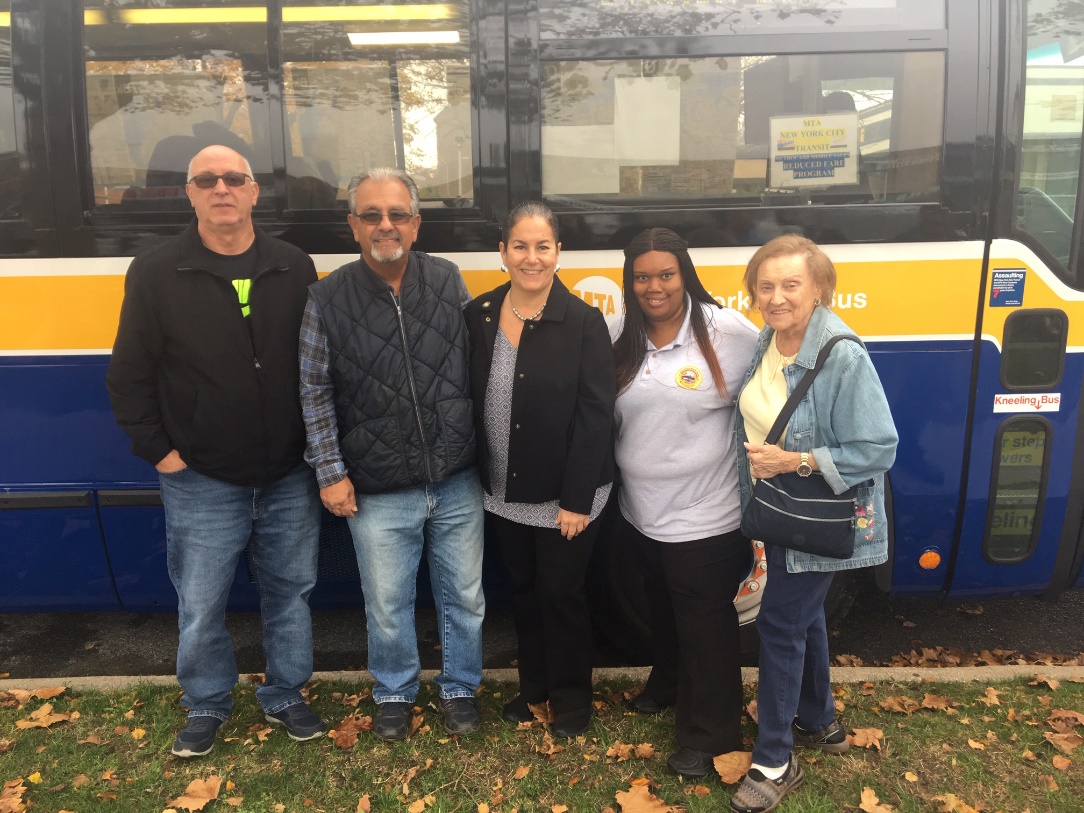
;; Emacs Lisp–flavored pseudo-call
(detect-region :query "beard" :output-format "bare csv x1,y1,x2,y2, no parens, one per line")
370,231,404,263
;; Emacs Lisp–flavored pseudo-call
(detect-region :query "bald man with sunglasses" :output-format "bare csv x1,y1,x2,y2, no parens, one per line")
107,144,326,758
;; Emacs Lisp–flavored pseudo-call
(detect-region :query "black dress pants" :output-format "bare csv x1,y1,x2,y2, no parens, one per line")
488,511,600,716
628,517,749,754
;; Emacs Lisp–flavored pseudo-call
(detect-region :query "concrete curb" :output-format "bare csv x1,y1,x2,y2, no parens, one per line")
4,665,1084,693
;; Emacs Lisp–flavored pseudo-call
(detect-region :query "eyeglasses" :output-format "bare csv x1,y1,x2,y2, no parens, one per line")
353,210,415,225
187,172,253,189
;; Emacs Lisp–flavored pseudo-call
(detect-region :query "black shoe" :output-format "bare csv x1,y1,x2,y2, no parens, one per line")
440,697,481,735
550,707,591,738
170,716,223,758
631,692,673,715
792,718,849,754
265,703,327,742
501,694,536,723
373,701,413,742
666,746,714,777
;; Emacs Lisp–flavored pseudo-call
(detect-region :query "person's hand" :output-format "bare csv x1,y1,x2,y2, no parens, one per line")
555,508,590,540
155,450,187,474
321,477,357,518
744,442,800,480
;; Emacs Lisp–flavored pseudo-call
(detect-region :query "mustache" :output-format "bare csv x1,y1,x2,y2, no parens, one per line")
373,230,401,241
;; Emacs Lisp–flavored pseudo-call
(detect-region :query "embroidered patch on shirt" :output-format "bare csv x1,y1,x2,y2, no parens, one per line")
675,366,703,390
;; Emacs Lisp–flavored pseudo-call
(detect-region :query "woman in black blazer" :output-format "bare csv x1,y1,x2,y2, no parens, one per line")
464,201,616,737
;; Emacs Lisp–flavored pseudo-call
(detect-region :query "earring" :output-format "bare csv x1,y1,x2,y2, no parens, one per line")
555,264,561,273
500,264,508,273
814,298,822,307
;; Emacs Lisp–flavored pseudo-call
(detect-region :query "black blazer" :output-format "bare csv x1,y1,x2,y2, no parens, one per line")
465,275,616,515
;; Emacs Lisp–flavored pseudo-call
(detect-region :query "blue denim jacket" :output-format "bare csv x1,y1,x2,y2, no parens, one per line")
735,305,898,573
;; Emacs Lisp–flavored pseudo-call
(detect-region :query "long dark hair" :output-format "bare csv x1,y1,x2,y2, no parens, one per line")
613,228,726,397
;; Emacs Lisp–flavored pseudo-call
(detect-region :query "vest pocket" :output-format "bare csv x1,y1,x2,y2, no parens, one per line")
435,397,474,470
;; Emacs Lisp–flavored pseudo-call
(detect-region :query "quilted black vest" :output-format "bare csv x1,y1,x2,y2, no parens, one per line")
309,252,476,494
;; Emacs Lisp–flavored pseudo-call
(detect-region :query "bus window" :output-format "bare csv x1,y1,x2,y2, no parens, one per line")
281,0,474,210
83,1,271,212
984,418,1051,565
539,0,945,40
0,0,19,220
540,51,944,208
1014,0,1083,280
1000,308,1067,391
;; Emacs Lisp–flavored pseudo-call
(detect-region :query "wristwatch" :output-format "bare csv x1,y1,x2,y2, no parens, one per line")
796,452,813,477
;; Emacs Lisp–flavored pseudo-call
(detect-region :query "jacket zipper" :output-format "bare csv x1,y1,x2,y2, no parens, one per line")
392,290,433,483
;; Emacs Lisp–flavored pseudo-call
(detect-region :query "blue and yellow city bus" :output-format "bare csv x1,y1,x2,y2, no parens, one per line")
1,0,1082,655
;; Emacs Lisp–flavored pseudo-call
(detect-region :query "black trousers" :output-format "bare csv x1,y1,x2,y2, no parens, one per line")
628,516,749,754
488,511,600,716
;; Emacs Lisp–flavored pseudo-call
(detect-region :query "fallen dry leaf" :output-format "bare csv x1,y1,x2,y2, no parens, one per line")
1031,674,1060,691
933,793,981,813
357,796,371,813
745,699,758,723
880,695,920,714
1,779,28,813
167,776,222,811
713,751,752,784
904,772,918,782
77,734,106,746
14,703,78,729
552,806,569,813
513,765,531,780
407,799,426,813
976,687,1001,707
967,738,985,750
1044,731,1083,754
1023,749,1038,761
0,738,14,753
1052,755,1071,771
71,774,91,789
1042,774,1059,791
614,782,683,812
849,727,884,751
921,694,957,714
635,743,656,759
607,741,635,761
332,714,372,749
1048,708,1084,732
131,727,146,740
475,805,487,813
691,786,710,797
529,700,554,724
225,798,243,808
859,786,895,813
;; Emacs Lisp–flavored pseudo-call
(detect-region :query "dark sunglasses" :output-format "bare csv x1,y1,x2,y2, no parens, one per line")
353,210,414,225
187,172,253,189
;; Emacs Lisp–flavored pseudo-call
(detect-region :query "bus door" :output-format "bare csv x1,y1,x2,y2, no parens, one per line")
949,0,1084,598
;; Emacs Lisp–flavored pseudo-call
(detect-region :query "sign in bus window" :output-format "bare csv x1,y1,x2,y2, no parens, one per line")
538,0,945,40
83,1,271,211
541,51,944,207
985,419,1050,564
281,0,474,210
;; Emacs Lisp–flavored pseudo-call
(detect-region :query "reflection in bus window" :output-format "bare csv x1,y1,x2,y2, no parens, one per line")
986,419,1050,564
83,1,270,211
541,51,944,208
281,0,474,210
539,0,945,40
1014,0,1083,278
0,0,20,219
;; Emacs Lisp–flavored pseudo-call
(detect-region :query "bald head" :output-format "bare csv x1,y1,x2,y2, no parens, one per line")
185,144,259,254
188,145,253,183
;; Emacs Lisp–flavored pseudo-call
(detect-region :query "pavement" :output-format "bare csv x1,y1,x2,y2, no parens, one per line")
5,664,1084,692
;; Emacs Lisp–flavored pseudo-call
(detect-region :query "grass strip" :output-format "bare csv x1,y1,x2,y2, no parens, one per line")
2,675,1082,812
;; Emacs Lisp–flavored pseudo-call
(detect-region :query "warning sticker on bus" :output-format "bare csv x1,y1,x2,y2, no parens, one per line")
990,269,1026,307
993,393,1060,412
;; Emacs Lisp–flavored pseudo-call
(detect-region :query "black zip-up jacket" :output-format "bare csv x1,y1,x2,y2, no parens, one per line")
307,252,476,495
106,219,317,486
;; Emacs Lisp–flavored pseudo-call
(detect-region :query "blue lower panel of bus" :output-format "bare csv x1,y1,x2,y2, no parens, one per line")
870,341,974,595
0,495,119,610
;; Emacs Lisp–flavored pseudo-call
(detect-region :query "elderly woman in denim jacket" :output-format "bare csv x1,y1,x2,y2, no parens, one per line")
730,235,897,813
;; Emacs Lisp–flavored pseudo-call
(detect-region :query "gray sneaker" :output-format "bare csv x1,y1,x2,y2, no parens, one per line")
729,755,804,813
792,718,850,754
373,701,413,742
170,716,223,758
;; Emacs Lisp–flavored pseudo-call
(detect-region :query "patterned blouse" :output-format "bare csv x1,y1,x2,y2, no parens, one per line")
482,328,612,527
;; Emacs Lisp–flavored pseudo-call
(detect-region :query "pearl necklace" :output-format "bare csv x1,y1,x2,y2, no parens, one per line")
509,294,546,321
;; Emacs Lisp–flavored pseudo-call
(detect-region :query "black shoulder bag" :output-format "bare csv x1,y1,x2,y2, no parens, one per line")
739,335,864,559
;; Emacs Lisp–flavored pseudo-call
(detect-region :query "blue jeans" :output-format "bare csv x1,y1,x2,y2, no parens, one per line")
160,463,321,721
752,544,837,768
346,467,485,703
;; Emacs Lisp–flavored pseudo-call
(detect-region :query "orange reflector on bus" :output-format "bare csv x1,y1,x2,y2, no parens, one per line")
918,549,942,570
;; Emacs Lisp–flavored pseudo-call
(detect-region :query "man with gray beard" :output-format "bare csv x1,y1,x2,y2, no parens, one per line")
298,168,485,742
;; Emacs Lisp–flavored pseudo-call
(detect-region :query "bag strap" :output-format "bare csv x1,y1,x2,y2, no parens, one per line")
763,334,864,446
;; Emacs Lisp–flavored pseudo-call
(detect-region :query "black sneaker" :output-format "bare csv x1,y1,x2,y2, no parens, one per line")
792,718,849,754
666,746,714,777
440,697,481,735
730,755,805,813
170,716,223,758
373,701,413,742
265,703,327,742
550,707,591,738
501,694,535,723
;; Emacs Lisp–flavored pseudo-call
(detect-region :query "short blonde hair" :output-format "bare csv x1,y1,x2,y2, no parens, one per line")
743,234,837,308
